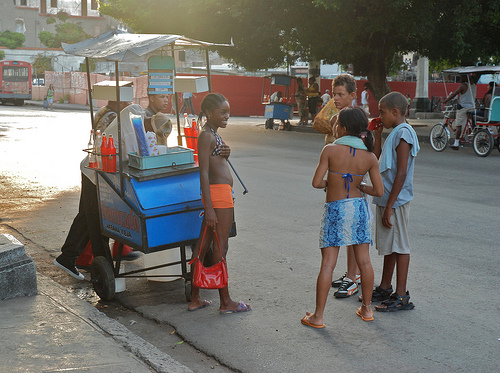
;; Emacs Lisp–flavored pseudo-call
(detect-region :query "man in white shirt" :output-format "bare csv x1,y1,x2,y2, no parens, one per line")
321,89,331,108
361,83,370,116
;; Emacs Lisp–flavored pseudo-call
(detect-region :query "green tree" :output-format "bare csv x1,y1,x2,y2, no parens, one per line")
38,31,56,48
0,30,26,49
38,11,91,48
32,54,52,78
0,50,5,60
100,0,500,101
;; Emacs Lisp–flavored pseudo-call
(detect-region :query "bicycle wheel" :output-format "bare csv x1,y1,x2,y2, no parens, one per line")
473,129,493,157
429,124,449,152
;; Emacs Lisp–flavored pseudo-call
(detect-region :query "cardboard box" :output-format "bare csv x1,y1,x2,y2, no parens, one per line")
93,81,134,101
174,76,209,93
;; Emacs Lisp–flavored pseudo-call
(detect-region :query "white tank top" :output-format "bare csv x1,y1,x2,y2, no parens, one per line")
458,83,475,109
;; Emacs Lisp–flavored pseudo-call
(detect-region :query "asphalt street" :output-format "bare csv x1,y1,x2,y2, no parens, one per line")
1,104,499,372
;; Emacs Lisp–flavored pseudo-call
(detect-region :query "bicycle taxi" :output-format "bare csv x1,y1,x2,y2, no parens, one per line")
429,65,500,157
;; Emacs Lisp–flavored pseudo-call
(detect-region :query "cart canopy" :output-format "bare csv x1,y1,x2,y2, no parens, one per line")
62,30,232,61
443,66,500,76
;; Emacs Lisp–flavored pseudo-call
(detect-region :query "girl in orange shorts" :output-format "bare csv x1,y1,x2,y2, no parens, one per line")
188,93,251,314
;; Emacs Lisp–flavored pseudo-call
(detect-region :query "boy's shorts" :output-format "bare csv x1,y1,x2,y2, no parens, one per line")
375,202,411,255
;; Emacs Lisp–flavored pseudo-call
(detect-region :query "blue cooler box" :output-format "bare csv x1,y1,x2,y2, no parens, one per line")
264,103,291,120
97,166,203,253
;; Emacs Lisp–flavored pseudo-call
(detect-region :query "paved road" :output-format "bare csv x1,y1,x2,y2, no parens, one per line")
1,105,499,372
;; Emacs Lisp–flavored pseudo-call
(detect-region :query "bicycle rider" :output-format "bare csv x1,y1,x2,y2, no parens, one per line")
442,74,477,150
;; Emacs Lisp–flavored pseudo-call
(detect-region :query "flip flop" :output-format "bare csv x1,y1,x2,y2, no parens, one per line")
188,299,212,312
356,307,374,322
219,301,252,314
301,315,326,329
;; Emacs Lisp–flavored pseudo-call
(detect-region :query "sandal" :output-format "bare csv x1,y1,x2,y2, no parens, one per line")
356,303,374,321
375,291,415,312
358,285,393,302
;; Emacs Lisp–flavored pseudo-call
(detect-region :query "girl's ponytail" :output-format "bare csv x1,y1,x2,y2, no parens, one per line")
361,130,374,152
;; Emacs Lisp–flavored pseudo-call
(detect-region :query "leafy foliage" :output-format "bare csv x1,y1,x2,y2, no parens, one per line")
32,54,52,77
0,50,5,60
0,30,26,49
38,12,91,48
100,0,500,100
38,31,56,48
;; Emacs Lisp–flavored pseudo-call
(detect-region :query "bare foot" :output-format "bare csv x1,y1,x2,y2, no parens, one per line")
188,299,212,312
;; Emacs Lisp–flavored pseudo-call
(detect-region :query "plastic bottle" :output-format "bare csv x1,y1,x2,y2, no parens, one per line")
101,133,108,172
95,130,102,169
191,117,199,163
184,113,193,149
107,134,116,173
88,129,97,168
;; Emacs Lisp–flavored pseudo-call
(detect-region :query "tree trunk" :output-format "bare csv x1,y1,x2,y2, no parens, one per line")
366,69,391,104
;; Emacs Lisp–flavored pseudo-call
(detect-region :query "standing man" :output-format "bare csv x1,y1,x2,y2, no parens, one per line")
145,93,169,117
180,92,196,115
54,99,139,279
321,89,331,108
442,75,476,149
361,83,370,116
306,77,321,124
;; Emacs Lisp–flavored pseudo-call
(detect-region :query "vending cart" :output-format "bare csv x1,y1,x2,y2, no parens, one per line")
63,30,233,301
262,74,294,130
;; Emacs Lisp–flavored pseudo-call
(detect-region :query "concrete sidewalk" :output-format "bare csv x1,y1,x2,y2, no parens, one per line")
0,273,192,373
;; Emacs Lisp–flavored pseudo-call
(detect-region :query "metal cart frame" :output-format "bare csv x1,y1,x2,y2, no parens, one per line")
63,31,232,301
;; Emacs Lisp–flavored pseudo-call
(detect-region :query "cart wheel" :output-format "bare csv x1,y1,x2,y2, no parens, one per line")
429,124,448,152
265,118,273,129
184,281,192,302
91,256,116,301
473,129,493,157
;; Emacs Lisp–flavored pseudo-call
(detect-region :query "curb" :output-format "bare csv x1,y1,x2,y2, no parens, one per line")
25,100,95,112
37,274,193,373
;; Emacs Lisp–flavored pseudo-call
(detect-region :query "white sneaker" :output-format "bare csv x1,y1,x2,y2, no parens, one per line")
334,278,359,298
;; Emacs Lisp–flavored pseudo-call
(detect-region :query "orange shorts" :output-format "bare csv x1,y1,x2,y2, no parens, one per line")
202,184,234,209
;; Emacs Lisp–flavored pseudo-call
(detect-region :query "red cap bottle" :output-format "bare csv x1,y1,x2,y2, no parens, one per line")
101,133,108,172
108,134,116,173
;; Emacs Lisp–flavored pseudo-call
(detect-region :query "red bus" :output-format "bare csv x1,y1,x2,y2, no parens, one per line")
0,60,32,106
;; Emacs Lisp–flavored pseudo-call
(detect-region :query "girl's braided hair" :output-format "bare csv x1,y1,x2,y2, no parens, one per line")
338,107,374,152
198,93,228,122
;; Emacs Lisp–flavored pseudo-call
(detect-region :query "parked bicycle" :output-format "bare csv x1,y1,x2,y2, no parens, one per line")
429,105,495,157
